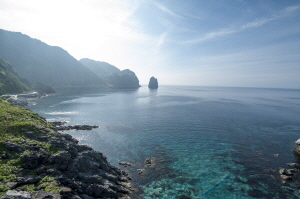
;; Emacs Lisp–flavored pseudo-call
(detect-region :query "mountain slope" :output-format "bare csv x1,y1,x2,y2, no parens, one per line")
79,58,120,78
0,57,31,95
0,29,105,87
80,58,140,89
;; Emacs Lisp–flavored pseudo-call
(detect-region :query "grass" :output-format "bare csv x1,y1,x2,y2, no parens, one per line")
0,99,60,196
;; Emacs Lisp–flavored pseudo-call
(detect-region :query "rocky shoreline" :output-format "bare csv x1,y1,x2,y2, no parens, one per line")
0,125,133,199
278,139,300,182
0,92,50,107
50,122,99,131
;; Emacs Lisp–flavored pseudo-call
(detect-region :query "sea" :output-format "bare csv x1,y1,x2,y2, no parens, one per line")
27,85,300,199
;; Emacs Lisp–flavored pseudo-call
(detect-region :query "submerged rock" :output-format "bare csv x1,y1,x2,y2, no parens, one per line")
119,162,133,167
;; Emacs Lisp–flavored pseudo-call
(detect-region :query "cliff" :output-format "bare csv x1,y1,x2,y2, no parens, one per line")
107,69,140,89
80,59,140,89
0,100,132,198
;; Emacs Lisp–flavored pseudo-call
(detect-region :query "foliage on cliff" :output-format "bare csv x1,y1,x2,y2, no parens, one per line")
0,29,105,87
107,69,140,89
0,100,58,196
0,58,31,95
0,100,132,198
79,58,120,78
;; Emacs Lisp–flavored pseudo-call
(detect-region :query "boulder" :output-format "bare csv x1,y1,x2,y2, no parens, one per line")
293,139,300,155
287,163,300,171
1,190,31,199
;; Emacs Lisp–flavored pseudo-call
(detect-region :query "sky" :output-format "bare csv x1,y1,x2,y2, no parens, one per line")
0,0,300,88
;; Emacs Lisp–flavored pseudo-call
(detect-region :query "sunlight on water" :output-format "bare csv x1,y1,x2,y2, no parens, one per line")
28,86,300,199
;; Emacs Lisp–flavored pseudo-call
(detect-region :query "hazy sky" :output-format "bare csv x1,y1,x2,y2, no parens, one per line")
0,0,300,88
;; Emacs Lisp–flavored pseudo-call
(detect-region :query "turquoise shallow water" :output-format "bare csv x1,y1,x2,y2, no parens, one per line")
28,86,300,198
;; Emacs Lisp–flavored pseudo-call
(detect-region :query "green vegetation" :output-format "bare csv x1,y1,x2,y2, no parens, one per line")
0,99,60,196
0,29,105,87
0,57,31,95
20,176,59,193
107,69,140,88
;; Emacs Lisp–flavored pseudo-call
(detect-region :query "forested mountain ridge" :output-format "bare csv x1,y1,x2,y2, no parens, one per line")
79,58,120,78
80,58,140,88
0,57,31,95
0,29,105,87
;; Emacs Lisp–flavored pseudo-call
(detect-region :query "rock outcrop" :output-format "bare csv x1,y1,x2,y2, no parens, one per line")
50,122,99,131
0,125,132,198
278,139,300,182
107,69,140,89
293,139,300,155
148,77,158,89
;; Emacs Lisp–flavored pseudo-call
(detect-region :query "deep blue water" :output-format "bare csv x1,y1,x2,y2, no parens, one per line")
28,86,300,199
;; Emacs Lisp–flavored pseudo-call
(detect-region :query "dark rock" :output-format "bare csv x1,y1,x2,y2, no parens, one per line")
287,163,300,170
177,195,192,199
59,187,73,199
2,122,132,199
50,121,67,127
148,76,158,89
75,145,92,153
22,153,48,169
280,174,293,180
279,168,294,176
145,158,153,166
17,175,42,185
31,191,61,199
55,125,99,131
137,169,145,175
0,153,13,159
119,162,133,167
1,142,25,152
48,152,72,171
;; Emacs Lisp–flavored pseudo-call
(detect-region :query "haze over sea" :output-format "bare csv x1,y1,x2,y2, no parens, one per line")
28,86,300,198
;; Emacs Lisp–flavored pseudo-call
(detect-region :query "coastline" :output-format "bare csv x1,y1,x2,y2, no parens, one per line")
0,100,133,198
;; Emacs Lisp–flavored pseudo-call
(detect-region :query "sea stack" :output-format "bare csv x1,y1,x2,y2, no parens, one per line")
148,77,158,89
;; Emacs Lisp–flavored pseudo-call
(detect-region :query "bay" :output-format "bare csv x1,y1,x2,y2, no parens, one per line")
28,86,300,199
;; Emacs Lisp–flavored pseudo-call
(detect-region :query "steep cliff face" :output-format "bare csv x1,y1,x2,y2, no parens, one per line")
0,100,132,198
0,29,105,87
148,77,158,89
0,57,31,95
107,69,140,89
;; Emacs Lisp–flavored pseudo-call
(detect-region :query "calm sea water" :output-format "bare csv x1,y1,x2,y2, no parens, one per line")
28,86,300,199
